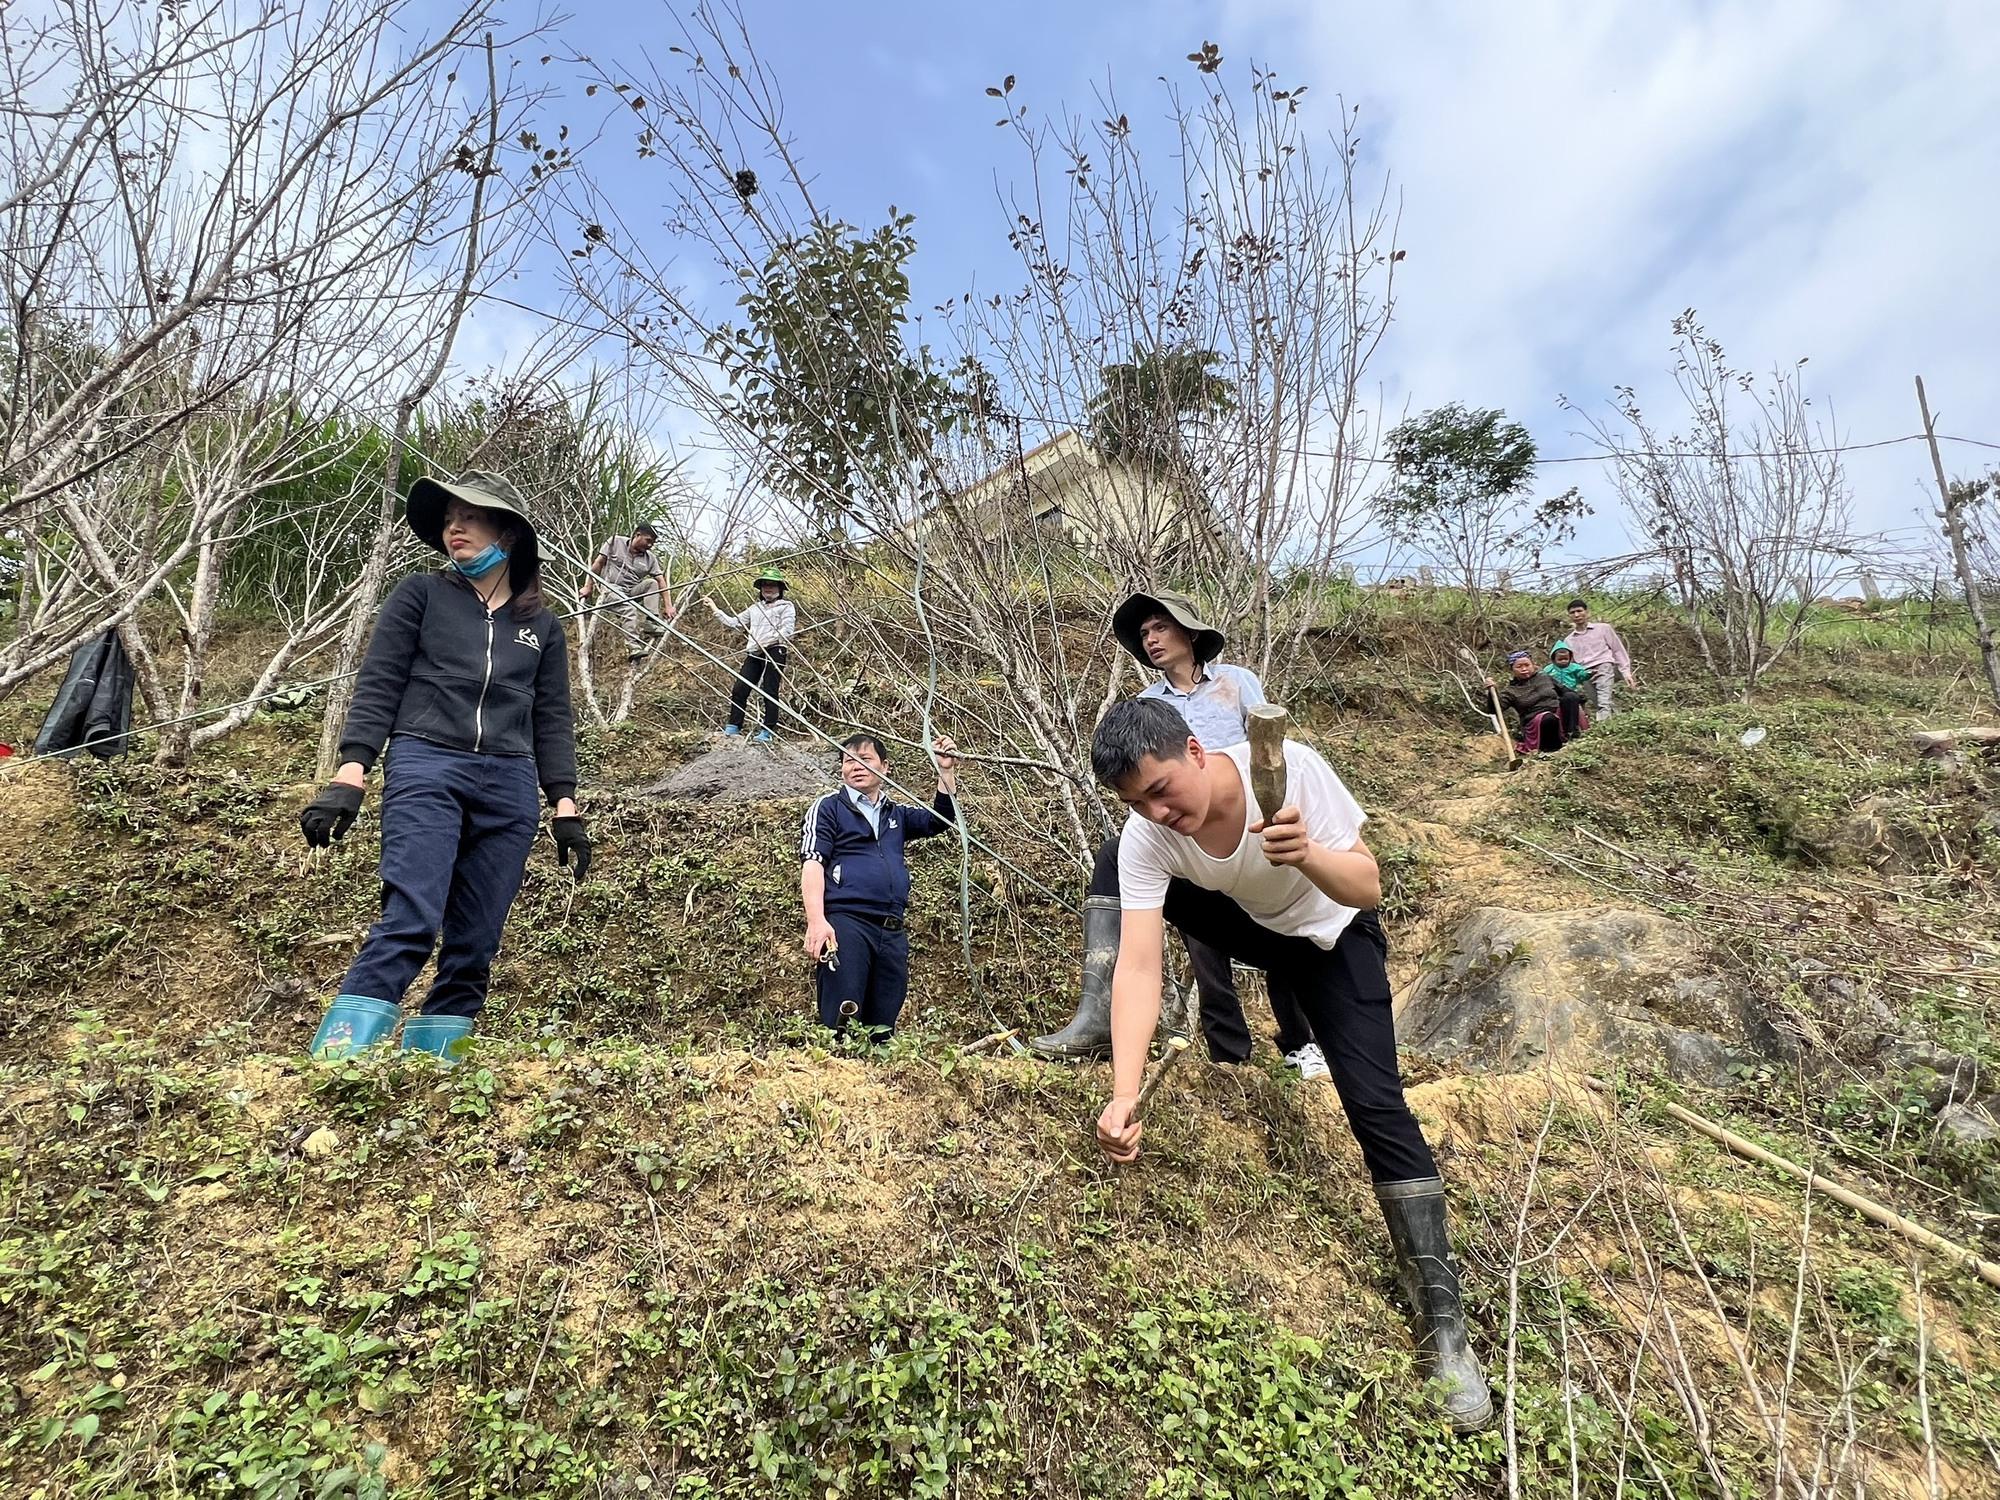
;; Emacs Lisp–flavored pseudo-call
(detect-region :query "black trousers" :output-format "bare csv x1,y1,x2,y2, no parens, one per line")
727,647,786,731
1555,688,1584,739
1091,838,1322,1064
1092,838,1437,1183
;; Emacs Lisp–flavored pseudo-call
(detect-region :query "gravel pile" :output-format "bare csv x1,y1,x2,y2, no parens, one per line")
639,739,835,804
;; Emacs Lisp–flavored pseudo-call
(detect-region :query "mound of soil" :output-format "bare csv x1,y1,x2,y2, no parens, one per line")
639,738,834,804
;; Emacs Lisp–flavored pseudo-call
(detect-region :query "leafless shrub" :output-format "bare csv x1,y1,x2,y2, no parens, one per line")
1570,313,1862,700
0,0,574,758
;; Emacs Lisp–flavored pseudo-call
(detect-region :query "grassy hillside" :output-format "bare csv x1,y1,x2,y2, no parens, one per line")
2,590,1998,1496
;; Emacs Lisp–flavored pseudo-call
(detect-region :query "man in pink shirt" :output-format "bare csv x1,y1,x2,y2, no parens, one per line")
1563,598,1636,719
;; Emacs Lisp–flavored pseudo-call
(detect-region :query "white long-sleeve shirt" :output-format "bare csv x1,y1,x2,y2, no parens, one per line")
710,597,796,652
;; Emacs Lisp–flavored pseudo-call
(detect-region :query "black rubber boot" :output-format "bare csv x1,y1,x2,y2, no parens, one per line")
1377,1177,1496,1434
1029,897,1120,1059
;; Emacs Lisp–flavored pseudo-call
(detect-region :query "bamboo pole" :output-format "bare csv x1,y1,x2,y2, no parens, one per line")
1456,645,1518,767
1588,1078,2000,1290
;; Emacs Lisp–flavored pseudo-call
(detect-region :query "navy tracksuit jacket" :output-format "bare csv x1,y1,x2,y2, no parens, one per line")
335,571,576,1019
800,787,956,1034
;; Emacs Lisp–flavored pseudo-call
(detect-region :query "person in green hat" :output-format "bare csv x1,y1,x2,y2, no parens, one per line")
706,566,796,744
1031,589,1326,1081
295,470,589,1064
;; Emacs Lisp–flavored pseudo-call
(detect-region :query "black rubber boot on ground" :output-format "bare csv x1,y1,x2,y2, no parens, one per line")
1377,1177,1496,1434
1028,896,1121,1060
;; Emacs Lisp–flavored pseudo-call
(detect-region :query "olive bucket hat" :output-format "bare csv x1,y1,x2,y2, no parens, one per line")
1112,589,1225,667
405,469,541,583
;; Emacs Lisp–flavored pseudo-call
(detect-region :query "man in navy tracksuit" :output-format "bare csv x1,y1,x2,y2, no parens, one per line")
800,733,960,1037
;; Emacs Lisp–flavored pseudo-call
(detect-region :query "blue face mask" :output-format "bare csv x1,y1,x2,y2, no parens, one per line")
452,543,508,579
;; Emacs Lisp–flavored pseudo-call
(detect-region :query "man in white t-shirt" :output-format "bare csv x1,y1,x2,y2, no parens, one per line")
1088,697,1493,1434
1031,589,1323,1080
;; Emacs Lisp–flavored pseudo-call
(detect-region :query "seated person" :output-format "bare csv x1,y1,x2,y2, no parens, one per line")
1541,644,1589,738
1487,651,1571,753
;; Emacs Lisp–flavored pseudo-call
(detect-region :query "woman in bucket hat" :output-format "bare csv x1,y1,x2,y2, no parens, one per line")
705,565,796,744
297,470,588,1063
1032,589,1325,1080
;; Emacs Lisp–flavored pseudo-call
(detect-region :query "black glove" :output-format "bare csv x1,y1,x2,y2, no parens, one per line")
552,815,591,881
300,783,364,847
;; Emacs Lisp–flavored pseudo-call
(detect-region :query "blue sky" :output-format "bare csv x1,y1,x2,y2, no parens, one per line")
460,0,2000,567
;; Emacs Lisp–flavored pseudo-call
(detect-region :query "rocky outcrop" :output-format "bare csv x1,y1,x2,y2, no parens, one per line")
1828,795,1939,873
1397,906,1772,1085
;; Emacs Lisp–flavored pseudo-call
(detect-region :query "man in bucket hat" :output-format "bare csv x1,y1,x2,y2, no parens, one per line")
1031,589,1326,1081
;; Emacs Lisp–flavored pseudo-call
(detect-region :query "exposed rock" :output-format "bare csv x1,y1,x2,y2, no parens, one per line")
1881,1039,1986,1110
1935,1102,2000,1148
1829,795,1934,872
1397,906,1770,1086
1912,727,2000,771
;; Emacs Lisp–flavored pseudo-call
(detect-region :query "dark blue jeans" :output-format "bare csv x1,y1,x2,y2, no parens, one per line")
814,911,910,1036
340,736,540,1019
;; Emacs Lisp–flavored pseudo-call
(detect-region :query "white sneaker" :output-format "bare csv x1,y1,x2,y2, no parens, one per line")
1284,1042,1332,1082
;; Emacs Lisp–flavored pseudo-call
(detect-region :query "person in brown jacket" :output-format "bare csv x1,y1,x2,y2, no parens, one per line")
1487,651,1575,753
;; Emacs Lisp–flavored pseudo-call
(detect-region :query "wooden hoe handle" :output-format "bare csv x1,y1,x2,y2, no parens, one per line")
1246,704,1290,817
1132,1036,1191,1121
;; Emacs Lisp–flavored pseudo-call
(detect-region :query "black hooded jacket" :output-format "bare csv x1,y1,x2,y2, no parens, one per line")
337,571,577,803
1494,670,1563,732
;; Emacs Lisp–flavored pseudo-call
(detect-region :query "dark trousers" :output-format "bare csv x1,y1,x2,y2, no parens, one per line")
1090,837,1313,1062
1555,688,1584,739
727,647,786,731
1164,883,1439,1184
340,736,540,1019
815,910,910,1036
1518,710,1570,753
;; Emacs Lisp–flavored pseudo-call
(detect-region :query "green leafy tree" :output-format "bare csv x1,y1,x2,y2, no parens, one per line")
710,216,993,532
1377,403,1589,595
1087,345,1235,475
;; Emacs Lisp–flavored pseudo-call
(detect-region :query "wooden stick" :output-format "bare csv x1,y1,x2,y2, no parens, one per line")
1587,1078,2000,1290
1133,1036,1191,1121
1455,645,1517,766
1246,703,1289,815
956,1028,1020,1057
1917,376,2000,708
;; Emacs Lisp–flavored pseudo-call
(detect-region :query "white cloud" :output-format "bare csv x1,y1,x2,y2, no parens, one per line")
1218,0,2000,559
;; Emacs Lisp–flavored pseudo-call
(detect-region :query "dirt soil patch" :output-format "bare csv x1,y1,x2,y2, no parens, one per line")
637,739,835,804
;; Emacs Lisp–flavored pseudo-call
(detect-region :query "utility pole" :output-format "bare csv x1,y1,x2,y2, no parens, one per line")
1915,376,2000,708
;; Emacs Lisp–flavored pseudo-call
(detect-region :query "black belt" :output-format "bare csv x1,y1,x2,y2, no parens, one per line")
831,910,904,931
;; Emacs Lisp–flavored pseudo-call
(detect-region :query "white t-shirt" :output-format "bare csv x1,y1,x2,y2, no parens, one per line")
1116,740,1368,950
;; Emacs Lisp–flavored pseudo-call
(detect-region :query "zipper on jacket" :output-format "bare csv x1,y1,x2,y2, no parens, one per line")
473,609,495,751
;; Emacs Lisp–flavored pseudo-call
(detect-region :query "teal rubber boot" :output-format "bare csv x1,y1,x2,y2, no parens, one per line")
401,1014,475,1066
309,995,399,1060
